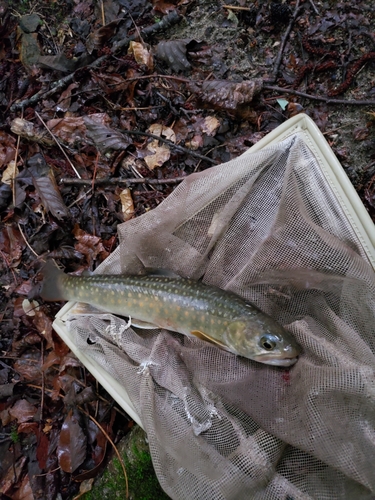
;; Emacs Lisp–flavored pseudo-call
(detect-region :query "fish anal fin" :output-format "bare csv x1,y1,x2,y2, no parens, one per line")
132,318,159,329
190,330,228,349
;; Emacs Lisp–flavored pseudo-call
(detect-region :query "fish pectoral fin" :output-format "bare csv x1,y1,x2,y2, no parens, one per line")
190,330,229,349
131,318,159,329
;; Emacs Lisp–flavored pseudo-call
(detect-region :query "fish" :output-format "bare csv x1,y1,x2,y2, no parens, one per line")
40,260,300,367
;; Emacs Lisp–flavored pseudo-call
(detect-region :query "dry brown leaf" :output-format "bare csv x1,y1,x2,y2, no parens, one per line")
202,116,220,136
46,116,86,145
145,142,170,169
119,188,135,221
1,161,19,185
148,123,176,142
128,41,153,70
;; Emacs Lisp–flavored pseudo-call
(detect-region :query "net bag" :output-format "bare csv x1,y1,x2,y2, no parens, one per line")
64,117,375,499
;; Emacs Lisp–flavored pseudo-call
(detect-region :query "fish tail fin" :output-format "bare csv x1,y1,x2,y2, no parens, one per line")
40,260,67,301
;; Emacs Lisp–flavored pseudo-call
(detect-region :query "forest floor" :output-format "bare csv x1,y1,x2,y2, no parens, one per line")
0,0,375,498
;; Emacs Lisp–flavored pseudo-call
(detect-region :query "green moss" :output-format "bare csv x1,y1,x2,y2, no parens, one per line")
82,426,170,500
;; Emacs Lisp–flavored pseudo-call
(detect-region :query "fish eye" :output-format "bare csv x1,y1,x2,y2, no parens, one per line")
260,336,276,351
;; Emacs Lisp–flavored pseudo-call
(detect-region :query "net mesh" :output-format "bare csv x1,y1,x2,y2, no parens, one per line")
66,133,375,499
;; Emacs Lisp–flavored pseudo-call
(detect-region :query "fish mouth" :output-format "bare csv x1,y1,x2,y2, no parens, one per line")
258,356,298,367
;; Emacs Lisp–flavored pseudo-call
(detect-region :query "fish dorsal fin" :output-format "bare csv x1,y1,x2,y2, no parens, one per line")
190,330,229,349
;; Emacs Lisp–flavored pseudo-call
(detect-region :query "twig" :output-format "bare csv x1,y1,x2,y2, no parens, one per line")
61,176,187,186
122,130,218,164
265,0,302,84
34,111,82,178
263,85,375,105
308,0,321,16
17,222,39,257
78,406,129,499
10,12,181,112
223,5,252,11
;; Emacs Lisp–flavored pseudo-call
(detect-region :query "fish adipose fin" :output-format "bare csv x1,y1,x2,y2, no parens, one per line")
40,260,67,301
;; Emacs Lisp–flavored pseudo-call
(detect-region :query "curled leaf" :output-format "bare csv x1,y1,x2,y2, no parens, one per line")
119,188,135,221
128,41,153,70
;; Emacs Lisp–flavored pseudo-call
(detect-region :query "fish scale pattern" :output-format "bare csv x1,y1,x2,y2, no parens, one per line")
68,132,375,500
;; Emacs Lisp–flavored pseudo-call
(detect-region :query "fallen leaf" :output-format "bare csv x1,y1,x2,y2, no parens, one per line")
1,160,19,185
22,298,39,316
144,141,170,169
156,39,191,72
57,410,87,473
201,116,220,136
0,131,16,168
12,473,34,500
148,123,176,142
46,116,86,145
119,188,135,221
56,82,79,112
86,19,121,54
73,224,109,265
84,116,132,153
128,41,153,70
10,118,54,146
9,399,37,423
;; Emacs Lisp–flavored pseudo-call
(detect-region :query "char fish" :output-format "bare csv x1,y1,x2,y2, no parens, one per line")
40,261,300,366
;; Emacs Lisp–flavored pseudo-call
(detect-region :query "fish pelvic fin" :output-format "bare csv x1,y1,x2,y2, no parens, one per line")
190,330,229,350
40,260,67,301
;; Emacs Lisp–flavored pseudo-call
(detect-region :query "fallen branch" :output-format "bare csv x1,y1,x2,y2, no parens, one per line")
60,176,187,186
263,85,375,105
11,11,181,112
265,0,302,84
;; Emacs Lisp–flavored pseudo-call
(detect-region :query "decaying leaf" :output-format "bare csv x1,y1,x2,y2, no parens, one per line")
128,41,153,70
73,224,109,265
144,142,170,169
9,399,37,423
84,116,132,153
38,53,93,72
22,298,39,316
148,123,176,142
156,39,191,72
56,82,79,112
119,188,134,221
46,116,86,145
86,19,121,54
15,154,68,219
10,118,54,146
57,410,87,473
0,131,16,168
201,116,220,136
1,161,19,185
192,79,263,115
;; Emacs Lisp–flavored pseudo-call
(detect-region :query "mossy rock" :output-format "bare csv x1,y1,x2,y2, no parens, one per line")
83,425,171,500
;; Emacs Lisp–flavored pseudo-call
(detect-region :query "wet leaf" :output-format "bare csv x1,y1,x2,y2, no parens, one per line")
18,154,68,219
38,53,93,72
86,19,121,54
56,82,79,112
84,116,132,153
33,310,54,349
57,410,87,473
9,399,37,423
144,142,170,170
156,39,191,72
128,41,153,70
45,117,86,145
0,131,16,168
193,78,263,114
73,224,109,265
201,116,220,136
148,123,176,142
14,350,42,383
0,182,12,210
18,30,41,68
12,473,34,500
152,0,178,14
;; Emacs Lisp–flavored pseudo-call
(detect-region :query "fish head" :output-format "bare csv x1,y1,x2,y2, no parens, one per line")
224,316,300,367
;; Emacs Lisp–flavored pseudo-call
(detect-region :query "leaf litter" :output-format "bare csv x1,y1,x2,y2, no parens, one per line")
1,0,375,498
